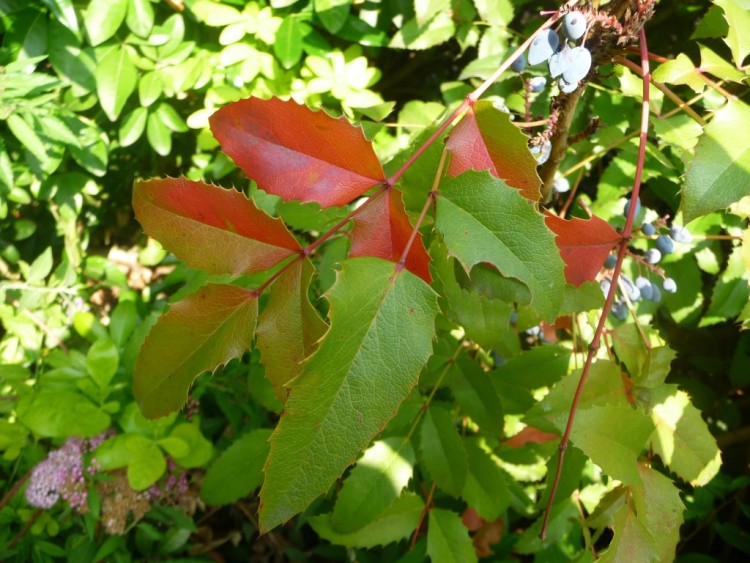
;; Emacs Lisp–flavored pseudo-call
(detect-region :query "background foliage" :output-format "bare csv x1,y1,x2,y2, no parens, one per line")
1,0,749,561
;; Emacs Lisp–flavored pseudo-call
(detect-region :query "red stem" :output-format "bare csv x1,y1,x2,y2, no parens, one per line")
539,27,651,540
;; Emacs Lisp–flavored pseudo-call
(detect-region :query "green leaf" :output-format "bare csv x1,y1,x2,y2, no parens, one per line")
598,503,659,563
390,12,455,50
48,20,96,92
191,1,242,27
699,45,746,82
274,16,306,69
682,100,750,223
26,246,53,283
126,0,154,37
16,391,110,438
109,300,137,347
157,436,189,459
119,107,148,147
155,102,188,132
314,0,351,34
419,406,467,496
259,258,439,531
331,437,415,533
652,54,704,92
138,70,163,107
134,283,258,418
715,0,750,66
427,509,478,563
309,492,424,549
201,429,272,505
126,435,166,490
632,464,685,562
448,356,504,436
647,384,722,486
569,404,655,486
42,0,79,34
461,438,511,521
84,0,127,46
257,258,327,402
436,170,565,322
86,338,119,388
6,113,47,165
95,44,138,121
168,423,213,468
146,110,172,156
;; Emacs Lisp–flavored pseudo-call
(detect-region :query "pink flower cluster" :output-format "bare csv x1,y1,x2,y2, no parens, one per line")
25,431,111,512
147,457,189,503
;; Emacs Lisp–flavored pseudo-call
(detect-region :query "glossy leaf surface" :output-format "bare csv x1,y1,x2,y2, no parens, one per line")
210,97,385,208
446,101,542,201
133,178,300,277
259,258,438,531
349,188,431,283
545,213,623,286
134,283,258,417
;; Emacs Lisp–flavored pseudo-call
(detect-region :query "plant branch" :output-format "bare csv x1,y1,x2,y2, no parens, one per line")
540,26,652,540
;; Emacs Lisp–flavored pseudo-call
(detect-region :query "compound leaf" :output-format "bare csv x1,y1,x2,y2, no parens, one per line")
210,97,385,208
259,258,438,531
134,283,258,418
133,178,301,277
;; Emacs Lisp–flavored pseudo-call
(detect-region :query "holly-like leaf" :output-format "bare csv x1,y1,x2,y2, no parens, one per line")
648,384,722,486
134,283,258,418
133,178,301,277
682,100,750,223
309,492,424,549
350,187,431,283
598,503,659,563
331,437,415,533
420,406,468,496
427,509,478,563
446,101,542,201
633,464,685,562
544,213,623,286
714,0,750,66
436,171,565,322
259,258,438,531
256,258,327,402
210,97,385,208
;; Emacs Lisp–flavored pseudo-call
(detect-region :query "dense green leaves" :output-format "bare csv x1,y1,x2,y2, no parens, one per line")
420,406,468,496
427,509,478,563
259,258,438,531
134,283,258,417
94,44,137,121
436,171,566,322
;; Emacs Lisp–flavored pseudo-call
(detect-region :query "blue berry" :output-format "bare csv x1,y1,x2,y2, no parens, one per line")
604,254,617,269
511,54,526,72
624,197,641,218
655,234,674,255
621,274,641,302
635,276,653,300
530,140,552,164
642,223,656,236
600,278,612,297
663,277,677,293
611,300,628,320
562,46,592,84
558,77,579,93
650,283,662,303
548,45,573,78
563,11,587,41
669,226,693,243
529,76,547,93
528,30,560,66
645,248,662,264
554,177,570,193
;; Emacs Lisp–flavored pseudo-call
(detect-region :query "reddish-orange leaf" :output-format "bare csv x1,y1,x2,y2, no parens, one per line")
504,426,559,448
349,188,431,283
256,258,327,403
544,213,623,286
133,178,300,277
446,100,542,201
210,97,385,208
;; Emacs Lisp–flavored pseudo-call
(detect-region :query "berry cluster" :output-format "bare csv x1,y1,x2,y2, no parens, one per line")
519,11,592,94
624,196,693,268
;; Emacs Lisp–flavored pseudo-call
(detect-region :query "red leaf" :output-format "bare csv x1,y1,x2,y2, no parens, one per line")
134,283,258,418
210,97,385,208
504,426,559,448
256,258,327,403
133,178,300,277
446,100,542,201
349,188,431,283
544,213,623,286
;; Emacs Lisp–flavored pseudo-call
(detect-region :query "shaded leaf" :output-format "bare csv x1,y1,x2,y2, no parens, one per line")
448,356,504,436
446,101,542,201
350,188,431,283
633,464,685,562
133,178,301,277
134,283,258,418
314,0,351,34
309,492,424,549
420,406,467,496
210,97,384,208
461,439,511,521
436,171,565,322
544,213,623,286
259,258,438,531
331,437,415,533
256,258,327,402
682,100,750,223
427,509,478,563
599,502,659,563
